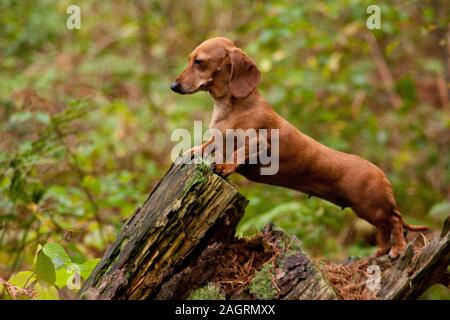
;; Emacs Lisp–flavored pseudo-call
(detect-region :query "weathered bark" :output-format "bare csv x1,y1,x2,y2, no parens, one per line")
248,224,338,300
80,156,248,299
247,218,449,300
80,157,449,300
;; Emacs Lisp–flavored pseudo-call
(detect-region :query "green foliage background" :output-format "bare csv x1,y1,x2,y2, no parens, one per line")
0,0,448,299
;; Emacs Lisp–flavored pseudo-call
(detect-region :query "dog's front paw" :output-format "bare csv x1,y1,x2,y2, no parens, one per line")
212,163,237,177
183,146,203,157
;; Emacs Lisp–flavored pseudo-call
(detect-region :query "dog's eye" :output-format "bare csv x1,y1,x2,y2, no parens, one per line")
193,58,203,65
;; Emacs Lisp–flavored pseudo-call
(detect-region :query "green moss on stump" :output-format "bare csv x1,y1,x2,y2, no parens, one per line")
181,160,212,197
248,263,277,300
188,283,225,300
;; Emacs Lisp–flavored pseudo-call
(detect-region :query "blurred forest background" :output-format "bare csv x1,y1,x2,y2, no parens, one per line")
0,0,449,299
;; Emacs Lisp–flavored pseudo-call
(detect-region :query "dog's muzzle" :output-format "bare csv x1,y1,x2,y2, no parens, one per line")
170,81,184,94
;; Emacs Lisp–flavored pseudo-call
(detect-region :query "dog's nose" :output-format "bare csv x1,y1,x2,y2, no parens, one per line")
170,81,183,93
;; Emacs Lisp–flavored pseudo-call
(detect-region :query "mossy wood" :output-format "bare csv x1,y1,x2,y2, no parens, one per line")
80,157,248,299
238,219,449,300
80,155,449,300
244,224,338,300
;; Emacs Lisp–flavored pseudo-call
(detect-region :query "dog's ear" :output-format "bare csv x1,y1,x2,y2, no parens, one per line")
228,48,260,98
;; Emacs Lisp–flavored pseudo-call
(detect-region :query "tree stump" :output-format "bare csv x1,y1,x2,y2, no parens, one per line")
80,156,248,299
80,157,449,300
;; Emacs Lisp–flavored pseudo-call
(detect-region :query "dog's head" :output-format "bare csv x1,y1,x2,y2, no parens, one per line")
171,37,260,99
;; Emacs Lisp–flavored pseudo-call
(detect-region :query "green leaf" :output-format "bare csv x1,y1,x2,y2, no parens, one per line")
36,251,56,285
55,268,72,289
429,201,450,221
35,283,59,300
8,271,36,288
9,111,33,124
79,258,100,279
55,263,85,289
35,112,50,124
34,244,43,264
81,175,101,195
42,242,71,269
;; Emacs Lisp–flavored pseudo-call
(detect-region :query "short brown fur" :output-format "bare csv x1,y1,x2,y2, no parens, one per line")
171,37,429,258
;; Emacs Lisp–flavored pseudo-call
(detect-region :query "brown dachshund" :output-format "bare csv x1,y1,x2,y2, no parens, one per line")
171,37,428,259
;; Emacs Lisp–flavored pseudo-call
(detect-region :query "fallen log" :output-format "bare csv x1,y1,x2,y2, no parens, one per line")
80,158,449,300
248,218,449,300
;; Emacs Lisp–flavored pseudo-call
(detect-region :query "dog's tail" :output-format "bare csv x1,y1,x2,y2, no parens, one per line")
402,221,430,232
393,210,430,232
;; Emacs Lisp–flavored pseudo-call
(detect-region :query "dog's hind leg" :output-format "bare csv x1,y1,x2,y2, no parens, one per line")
375,225,391,257
388,214,407,259
353,207,393,258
